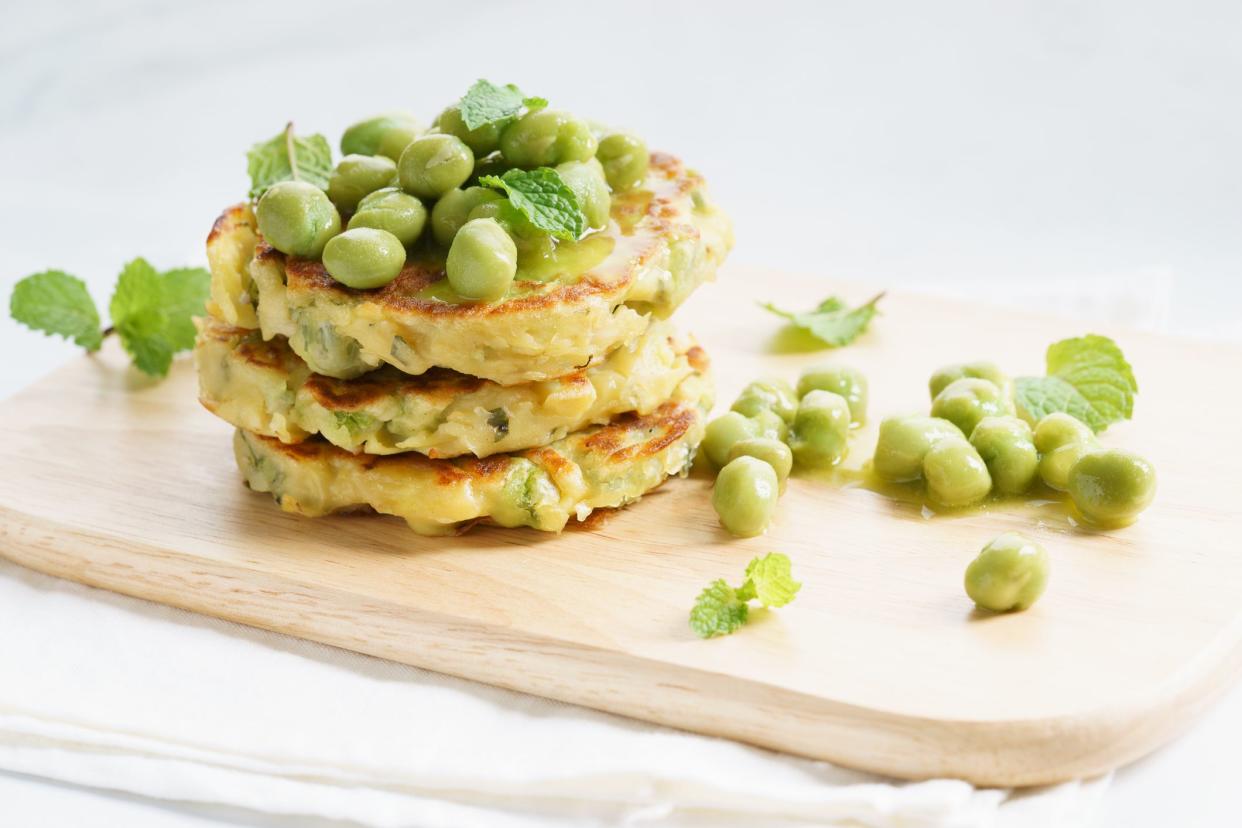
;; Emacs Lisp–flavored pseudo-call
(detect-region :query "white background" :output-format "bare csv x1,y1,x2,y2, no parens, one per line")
1,0,1239,824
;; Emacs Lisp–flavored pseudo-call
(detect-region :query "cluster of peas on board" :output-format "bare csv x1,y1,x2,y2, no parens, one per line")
701,365,868,537
701,360,1157,614
254,108,649,299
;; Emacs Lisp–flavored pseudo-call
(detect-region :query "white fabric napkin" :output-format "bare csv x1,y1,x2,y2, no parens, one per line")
3,279,1175,828
0,559,1108,828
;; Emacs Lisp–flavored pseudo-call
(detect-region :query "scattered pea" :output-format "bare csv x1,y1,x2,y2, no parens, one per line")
727,438,793,491
969,416,1039,495
787,390,851,469
797,364,868,425
929,361,1007,400
731,378,799,424
930,377,1012,438
922,437,992,508
965,532,1050,612
702,411,761,469
1033,412,1098,491
872,416,963,482
1068,449,1157,527
712,456,779,537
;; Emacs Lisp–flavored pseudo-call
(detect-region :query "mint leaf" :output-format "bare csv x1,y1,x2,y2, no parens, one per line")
743,553,802,608
689,580,749,639
479,168,586,240
690,554,801,639
1014,334,1138,433
9,270,103,351
246,123,333,199
458,79,535,131
333,411,375,434
109,259,210,377
760,292,884,347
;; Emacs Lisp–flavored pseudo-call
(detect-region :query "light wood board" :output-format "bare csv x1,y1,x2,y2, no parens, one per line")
2,268,1240,787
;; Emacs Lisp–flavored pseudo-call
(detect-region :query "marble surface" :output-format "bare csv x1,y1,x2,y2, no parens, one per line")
1,0,1239,824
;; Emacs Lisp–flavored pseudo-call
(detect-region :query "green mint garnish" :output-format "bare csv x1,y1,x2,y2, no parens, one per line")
246,122,333,199
479,168,586,240
1014,334,1138,433
10,270,104,351
459,79,544,131
10,260,209,378
760,293,884,348
690,553,801,639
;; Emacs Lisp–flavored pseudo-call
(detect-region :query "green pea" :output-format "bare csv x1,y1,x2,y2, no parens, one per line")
348,187,427,246
931,378,1013,439
1068,449,1157,527
969,416,1039,495
727,438,793,492
796,364,868,425
922,437,992,507
434,105,504,155
788,390,851,469
965,532,1050,612
340,111,422,158
398,134,475,199
322,227,406,289
499,109,598,168
702,411,761,469
596,132,649,192
929,361,1007,400
731,378,799,424
1033,413,1098,491
872,416,963,482
712,456,779,538
431,187,504,246
256,180,341,258
327,154,397,213
556,158,611,230
445,218,517,301
749,408,789,442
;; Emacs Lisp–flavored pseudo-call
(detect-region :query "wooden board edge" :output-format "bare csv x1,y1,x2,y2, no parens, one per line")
5,505,1240,786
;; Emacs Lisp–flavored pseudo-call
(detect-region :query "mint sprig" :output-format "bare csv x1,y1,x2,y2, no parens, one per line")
458,79,545,131
760,293,884,348
479,168,586,240
9,259,209,378
246,122,333,199
690,553,801,639
1014,334,1138,433
10,271,104,351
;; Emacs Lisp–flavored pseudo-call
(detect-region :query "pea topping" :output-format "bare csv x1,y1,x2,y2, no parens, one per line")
322,227,406,289
499,109,598,168
1033,412,1098,491
872,416,963,482
327,154,397,213
445,218,517,301
922,437,992,508
727,438,793,492
596,132,650,192
431,186,504,246
398,134,475,200
749,408,789,443
340,112,422,159
796,364,868,425
731,378,799,424
255,180,341,258
434,104,505,155
556,158,612,230
702,411,761,469
1068,449,1157,527
712,456,779,538
348,187,427,246
965,532,1050,612
931,377,1012,438
969,416,1040,495
929,361,1008,400
787,390,851,469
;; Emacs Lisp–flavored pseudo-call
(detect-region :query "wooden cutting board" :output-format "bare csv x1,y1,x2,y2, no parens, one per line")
2,269,1240,787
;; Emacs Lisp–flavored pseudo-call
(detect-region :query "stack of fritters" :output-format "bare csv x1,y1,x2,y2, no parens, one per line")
196,154,732,534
